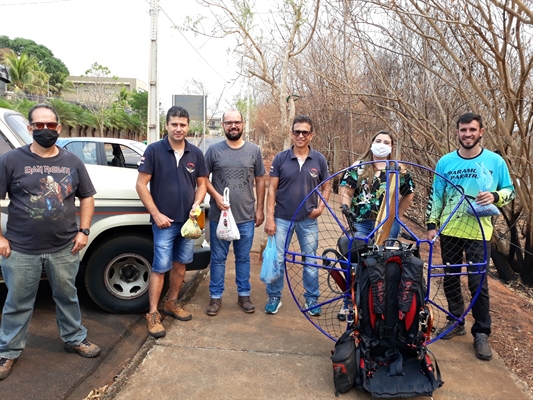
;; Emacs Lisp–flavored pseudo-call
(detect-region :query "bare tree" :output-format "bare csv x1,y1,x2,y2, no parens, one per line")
186,0,321,148
78,62,120,137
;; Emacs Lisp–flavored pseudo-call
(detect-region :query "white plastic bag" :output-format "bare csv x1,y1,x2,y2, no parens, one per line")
466,162,500,217
216,188,241,241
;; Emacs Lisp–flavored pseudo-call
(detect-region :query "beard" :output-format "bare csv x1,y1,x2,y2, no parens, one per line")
459,135,482,150
225,129,243,141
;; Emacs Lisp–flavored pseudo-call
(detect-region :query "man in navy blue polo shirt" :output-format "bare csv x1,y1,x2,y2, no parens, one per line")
136,106,208,338
263,115,330,316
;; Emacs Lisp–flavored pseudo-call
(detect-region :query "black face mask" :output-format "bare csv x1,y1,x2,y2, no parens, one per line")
33,129,59,148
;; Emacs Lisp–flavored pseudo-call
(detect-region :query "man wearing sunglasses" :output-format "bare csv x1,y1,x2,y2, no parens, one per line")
263,115,330,316
0,104,100,380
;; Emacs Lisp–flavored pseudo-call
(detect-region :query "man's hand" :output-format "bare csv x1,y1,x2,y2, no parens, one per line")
214,193,230,211
0,236,11,258
476,191,495,206
71,232,88,254
255,208,265,227
308,207,324,220
264,218,276,236
153,212,174,229
427,229,438,241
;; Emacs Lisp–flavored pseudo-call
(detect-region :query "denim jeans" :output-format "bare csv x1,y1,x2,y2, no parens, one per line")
0,246,87,359
354,219,401,239
209,220,255,298
266,217,319,302
152,221,194,273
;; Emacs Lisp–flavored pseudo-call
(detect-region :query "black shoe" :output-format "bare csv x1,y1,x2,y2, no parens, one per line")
437,320,466,339
473,333,493,361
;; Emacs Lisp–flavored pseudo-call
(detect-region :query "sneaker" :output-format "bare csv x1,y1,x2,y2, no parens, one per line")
238,296,255,313
264,297,282,314
305,300,322,317
437,320,466,340
337,305,350,321
146,311,166,338
473,333,493,361
0,358,17,380
206,298,222,316
64,339,101,358
164,299,192,321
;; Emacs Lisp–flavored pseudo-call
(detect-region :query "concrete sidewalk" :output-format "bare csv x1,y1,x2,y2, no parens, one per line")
104,229,532,400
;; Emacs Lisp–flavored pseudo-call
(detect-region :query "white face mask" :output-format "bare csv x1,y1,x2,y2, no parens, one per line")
371,142,392,158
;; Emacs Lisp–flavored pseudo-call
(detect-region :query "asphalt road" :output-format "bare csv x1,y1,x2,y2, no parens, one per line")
0,282,147,400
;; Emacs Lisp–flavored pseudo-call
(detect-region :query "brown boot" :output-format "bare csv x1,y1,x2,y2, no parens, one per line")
0,358,17,380
206,298,222,316
163,299,192,321
64,339,101,358
146,311,166,338
238,296,255,313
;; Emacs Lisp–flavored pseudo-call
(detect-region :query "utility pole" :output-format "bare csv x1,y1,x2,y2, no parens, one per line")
147,0,159,143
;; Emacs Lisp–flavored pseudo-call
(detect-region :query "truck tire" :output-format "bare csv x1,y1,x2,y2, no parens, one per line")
85,235,164,313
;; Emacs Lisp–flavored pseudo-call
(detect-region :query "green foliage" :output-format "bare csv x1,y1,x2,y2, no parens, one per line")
128,90,148,134
188,120,204,135
234,95,257,126
3,51,49,95
0,36,70,94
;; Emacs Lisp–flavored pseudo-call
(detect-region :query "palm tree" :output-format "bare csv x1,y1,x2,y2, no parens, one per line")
2,50,49,96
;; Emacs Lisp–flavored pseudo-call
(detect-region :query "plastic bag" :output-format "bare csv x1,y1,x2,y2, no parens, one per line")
260,236,281,284
216,188,241,241
466,162,500,217
181,206,202,239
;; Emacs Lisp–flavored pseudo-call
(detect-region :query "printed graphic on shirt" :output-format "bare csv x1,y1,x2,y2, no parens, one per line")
20,165,76,221
216,167,253,193
309,168,319,178
186,162,196,173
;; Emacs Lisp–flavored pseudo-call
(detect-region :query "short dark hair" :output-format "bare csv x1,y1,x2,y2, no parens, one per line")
292,115,314,132
28,104,59,124
166,106,190,124
457,112,483,129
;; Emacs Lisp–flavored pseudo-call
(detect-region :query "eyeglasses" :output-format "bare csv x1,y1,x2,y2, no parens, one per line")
223,121,243,127
292,130,312,137
31,122,59,130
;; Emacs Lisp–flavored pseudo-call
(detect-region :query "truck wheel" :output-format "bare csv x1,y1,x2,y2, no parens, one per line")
85,235,164,313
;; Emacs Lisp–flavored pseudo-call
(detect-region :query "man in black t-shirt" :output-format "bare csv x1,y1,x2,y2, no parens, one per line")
0,104,101,381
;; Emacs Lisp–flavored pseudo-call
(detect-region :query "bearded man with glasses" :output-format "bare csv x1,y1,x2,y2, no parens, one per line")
263,115,330,316
0,104,101,381
204,109,266,316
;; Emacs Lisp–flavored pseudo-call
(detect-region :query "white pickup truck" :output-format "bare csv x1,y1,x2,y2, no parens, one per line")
0,107,211,313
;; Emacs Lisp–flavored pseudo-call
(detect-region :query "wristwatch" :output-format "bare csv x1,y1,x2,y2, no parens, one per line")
79,228,90,236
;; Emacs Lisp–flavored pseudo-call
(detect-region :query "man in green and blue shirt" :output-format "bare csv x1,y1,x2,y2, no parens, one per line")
426,112,515,361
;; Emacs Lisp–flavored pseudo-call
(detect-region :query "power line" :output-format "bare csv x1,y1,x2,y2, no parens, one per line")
158,4,231,83
0,0,76,5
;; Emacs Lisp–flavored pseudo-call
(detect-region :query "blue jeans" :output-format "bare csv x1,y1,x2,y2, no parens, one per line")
266,217,319,302
0,246,87,359
209,220,255,298
152,222,194,273
354,219,400,239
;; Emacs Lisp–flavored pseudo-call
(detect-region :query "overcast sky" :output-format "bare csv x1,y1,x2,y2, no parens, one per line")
0,0,243,114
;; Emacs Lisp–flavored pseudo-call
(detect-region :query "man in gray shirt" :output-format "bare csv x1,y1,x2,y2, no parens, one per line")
205,109,266,316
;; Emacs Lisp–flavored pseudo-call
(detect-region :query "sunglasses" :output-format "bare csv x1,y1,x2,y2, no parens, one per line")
292,130,312,137
32,122,59,130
